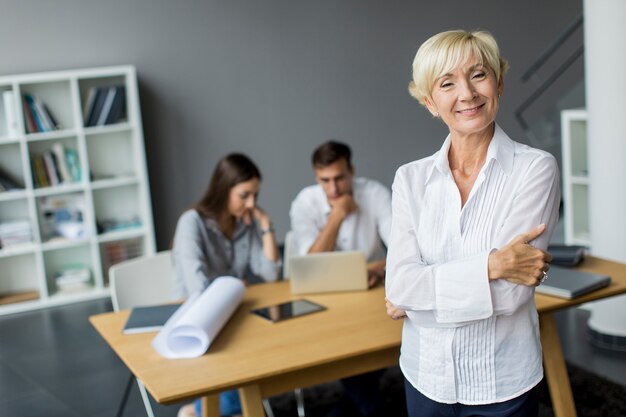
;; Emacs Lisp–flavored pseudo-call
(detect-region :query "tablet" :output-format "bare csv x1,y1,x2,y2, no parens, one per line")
251,299,326,323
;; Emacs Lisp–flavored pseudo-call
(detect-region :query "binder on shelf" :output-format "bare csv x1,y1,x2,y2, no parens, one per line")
2,91,19,137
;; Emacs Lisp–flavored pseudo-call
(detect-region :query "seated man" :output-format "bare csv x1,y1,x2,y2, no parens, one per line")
290,140,391,417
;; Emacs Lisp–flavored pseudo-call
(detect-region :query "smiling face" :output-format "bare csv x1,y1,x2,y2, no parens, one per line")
425,58,502,140
227,178,260,219
314,159,354,202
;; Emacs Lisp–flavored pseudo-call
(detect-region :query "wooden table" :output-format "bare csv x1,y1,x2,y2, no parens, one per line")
90,256,626,417
535,256,626,417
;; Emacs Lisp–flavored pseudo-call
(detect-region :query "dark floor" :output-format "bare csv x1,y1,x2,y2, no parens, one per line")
0,299,625,417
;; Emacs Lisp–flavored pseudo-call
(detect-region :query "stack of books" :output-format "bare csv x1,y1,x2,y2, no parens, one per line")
22,94,61,133
31,143,81,188
102,238,143,279
0,220,32,249
54,264,92,294
83,85,127,127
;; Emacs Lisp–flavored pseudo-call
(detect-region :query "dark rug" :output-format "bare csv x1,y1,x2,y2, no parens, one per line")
266,365,626,417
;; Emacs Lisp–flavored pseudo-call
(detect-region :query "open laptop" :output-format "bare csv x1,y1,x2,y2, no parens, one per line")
535,265,611,299
289,251,368,295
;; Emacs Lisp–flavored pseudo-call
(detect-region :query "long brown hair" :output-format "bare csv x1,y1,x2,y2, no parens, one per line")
194,153,262,219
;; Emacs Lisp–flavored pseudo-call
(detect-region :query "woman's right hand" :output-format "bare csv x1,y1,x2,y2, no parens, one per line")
385,298,407,320
488,224,553,287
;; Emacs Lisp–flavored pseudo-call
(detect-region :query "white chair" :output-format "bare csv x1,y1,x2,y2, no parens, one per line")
282,230,296,280
110,251,175,417
111,250,277,417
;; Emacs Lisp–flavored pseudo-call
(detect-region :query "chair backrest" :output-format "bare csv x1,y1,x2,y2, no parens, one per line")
109,250,175,312
283,230,296,279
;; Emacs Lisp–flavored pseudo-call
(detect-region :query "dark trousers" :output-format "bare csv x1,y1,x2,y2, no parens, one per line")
404,378,539,417
329,370,384,417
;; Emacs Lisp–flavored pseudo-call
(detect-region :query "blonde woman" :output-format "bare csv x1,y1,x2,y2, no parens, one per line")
385,30,560,417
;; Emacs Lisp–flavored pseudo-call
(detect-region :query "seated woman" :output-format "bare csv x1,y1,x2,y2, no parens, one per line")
173,153,281,417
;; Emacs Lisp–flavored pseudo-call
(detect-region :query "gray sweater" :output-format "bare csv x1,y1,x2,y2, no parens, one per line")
172,209,281,298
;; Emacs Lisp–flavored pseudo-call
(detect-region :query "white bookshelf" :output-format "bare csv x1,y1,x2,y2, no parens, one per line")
561,109,590,246
0,66,155,315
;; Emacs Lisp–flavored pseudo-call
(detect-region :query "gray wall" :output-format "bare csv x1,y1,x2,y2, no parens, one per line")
0,0,582,249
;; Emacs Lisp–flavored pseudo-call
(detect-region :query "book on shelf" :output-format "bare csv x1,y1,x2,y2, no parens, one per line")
105,86,126,125
97,216,142,234
2,91,19,137
86,88,108,127
96,87,117,126
31,155,49,188
42,151,60,186
51,143,72,183
84,85,127,127
0,220,32,248
31,144,81,188
64,148,81,182
22,94,59,133
101,239,143,279
82,87,98,123
0,166,24,191
22,96,38,133
54,263,92,294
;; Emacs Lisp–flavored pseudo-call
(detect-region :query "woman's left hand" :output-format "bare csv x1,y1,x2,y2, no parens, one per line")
243,206,271,229
386,298,407,320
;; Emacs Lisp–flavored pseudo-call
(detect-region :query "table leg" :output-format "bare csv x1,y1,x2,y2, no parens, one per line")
201,393,220,417
239,384,265,417
540,312,577,417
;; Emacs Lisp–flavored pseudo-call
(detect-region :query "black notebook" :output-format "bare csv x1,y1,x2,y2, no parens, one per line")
123,303,182,334
535,266,611,299
547,245,588,267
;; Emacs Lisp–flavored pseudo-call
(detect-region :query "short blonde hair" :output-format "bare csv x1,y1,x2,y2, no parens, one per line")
408,30,509,107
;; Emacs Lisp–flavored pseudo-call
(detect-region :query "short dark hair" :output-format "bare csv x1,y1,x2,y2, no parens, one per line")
311,140,352,168
195,153,261,219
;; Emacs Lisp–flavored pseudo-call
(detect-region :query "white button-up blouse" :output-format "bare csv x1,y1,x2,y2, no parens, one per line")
386,124,561,405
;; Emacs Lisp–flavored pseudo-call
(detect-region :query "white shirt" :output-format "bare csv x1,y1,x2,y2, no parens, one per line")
385,125,560,404
289,177,392,260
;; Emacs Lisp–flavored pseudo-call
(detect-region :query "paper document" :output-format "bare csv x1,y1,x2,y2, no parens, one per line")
152,276,245,359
